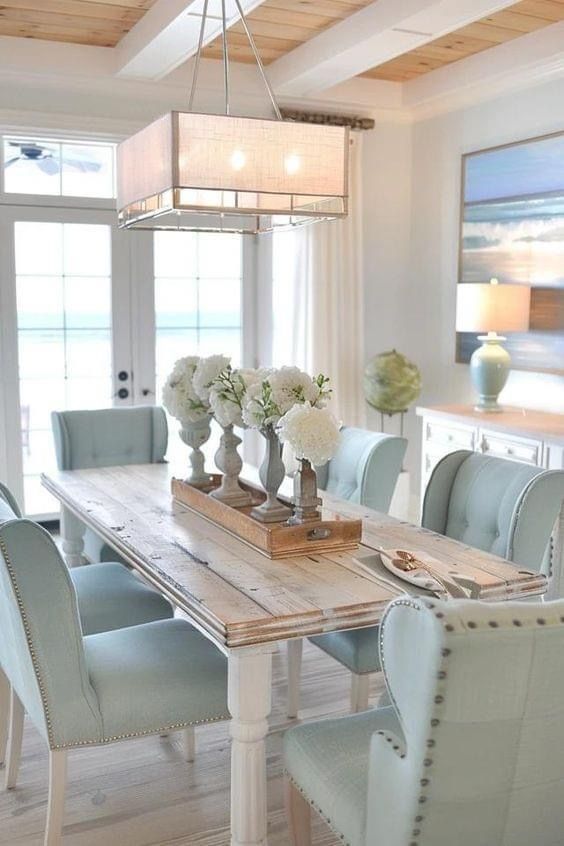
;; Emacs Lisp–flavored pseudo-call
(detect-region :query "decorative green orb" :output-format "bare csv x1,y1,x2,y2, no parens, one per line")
364,349,421,415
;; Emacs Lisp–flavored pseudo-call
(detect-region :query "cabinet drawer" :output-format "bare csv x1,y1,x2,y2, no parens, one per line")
425,419,476,451
479,429,542,466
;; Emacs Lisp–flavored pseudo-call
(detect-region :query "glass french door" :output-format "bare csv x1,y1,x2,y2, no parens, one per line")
0,209,249,519
0,207,135,518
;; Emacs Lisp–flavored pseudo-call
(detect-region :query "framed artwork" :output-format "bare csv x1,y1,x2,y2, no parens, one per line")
457,131,564,374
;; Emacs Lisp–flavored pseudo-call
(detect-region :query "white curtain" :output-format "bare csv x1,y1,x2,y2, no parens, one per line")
272,132,365,426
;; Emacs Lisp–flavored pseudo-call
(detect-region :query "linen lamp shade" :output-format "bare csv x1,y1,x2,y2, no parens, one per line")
456,281,530,334
117,112,349,234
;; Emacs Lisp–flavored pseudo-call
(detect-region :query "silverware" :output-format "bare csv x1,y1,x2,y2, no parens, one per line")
393,550,470,599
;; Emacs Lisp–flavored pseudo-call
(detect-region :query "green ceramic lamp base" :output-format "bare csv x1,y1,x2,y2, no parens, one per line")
470,333,510,414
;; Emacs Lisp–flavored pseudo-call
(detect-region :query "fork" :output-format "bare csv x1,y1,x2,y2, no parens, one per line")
394,550,470,599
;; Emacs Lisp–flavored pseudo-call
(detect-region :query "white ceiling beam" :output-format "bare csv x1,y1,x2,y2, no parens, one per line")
404,20,564,119
115,0,266,81
267,0,519,97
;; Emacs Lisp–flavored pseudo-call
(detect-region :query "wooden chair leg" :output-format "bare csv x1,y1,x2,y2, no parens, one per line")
285,778,311,846
5,688,24,790
45,749,67,846
0,668,9,767
287,639,303,719
350,673,370,713
182,726,196,762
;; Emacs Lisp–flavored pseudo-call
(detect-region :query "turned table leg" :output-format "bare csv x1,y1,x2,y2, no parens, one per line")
228,647,273,846
60,506,85,568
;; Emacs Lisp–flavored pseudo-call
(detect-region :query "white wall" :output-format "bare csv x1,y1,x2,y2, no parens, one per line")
379,76,564,491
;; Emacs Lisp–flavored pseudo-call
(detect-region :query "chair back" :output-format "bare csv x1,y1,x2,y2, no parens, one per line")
316,427,407,513
0,519,102,748
0,480,21,521
367,596,564,846
51,406,168,470
422,451,564,597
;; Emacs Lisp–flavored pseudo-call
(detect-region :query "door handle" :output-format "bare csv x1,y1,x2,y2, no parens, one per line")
141,389,154,397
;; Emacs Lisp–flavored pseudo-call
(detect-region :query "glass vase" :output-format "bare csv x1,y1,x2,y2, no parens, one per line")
251,424,292,523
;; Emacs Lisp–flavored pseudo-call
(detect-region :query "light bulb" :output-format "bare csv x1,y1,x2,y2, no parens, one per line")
285,154,300,175
231,150,246,171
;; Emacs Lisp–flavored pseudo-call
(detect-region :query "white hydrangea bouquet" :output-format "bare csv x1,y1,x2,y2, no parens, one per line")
235,366,336,523
162,354,229,487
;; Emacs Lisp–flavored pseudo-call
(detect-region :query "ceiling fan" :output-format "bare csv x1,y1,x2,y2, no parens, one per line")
4,140,102,174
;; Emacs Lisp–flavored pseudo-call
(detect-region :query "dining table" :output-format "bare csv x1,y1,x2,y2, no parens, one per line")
42,462,547,846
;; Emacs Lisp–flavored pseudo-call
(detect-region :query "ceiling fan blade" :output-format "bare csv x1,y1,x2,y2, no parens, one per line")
62,157,102,173
37,157,60,175
4,156,21,167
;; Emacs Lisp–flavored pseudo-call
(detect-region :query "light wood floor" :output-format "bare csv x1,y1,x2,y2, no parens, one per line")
0,640,384,845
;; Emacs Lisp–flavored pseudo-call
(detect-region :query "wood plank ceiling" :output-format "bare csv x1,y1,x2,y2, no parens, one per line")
0,0,562,83
0,0,157,48
363,0,564,81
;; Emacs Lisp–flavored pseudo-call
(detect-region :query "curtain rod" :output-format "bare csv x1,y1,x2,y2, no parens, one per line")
279,108,374,131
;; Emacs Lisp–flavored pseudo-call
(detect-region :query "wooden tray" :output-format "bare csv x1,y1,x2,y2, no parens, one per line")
171,476,362,559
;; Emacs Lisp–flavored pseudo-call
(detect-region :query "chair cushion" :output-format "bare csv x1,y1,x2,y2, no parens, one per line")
284,707,401,846
84,619,228,740
309,626,381,675
71,562,173,636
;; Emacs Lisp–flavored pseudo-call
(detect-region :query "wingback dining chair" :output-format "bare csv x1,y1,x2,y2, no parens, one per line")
286,427,407,717
284,594,564,846
51,406,168,563
294,450,564,716
0,479,183,784
0,517,228,846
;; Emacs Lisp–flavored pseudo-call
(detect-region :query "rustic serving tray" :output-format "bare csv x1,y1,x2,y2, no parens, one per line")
171,476,362,559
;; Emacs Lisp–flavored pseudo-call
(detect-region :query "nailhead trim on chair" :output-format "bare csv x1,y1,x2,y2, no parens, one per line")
0,532,230,750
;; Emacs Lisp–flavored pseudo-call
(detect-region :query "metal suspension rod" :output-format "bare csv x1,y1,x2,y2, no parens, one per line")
221,0,230,115
233,0,282,119
188,0,209,112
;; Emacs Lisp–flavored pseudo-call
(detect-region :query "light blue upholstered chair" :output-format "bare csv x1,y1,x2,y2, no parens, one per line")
0,480,176,778
0,517,228,846
296,450,564,716
287,428,407,717
51,406,168,563
285,594,564,846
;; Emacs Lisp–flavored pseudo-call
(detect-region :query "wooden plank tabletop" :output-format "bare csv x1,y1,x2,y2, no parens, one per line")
42,463,547,650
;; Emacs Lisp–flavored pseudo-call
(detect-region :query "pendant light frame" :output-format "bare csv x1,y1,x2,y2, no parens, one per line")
117,0,349,234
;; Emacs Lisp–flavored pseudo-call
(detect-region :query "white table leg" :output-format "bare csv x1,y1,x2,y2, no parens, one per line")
229,648,273,846
60,506,85,568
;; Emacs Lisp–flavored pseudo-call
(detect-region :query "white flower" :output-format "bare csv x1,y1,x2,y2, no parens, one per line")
161,356,209,423
268,366,319,415
277,403,340,466
193,355,231,402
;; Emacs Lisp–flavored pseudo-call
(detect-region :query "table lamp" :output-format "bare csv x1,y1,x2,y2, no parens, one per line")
456,278,530,412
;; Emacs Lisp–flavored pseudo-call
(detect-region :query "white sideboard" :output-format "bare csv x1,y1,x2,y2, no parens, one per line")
416,405,564,503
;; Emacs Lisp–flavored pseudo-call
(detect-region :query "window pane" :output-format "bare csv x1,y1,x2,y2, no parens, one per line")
61,144,114,198
20,379,66,431
198,233,241,278
65,330,112,378
16,276,64,329
154,231,197,277
5,137,115,199
15,222,63,275
199,278,241,327
64,224,111,276
17,330,66,380
65,277,111,329
4,139,61,195
155,277,198,328
156,328,199,386
199,329,241,364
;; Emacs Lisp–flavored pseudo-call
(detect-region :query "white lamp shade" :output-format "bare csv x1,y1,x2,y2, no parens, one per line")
117,112,349,233
456,282,530,333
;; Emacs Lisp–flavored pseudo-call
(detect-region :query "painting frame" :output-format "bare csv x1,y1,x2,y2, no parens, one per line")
457,129,564,376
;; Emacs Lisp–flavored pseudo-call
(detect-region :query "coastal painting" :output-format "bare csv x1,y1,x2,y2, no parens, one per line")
458,132,564,374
